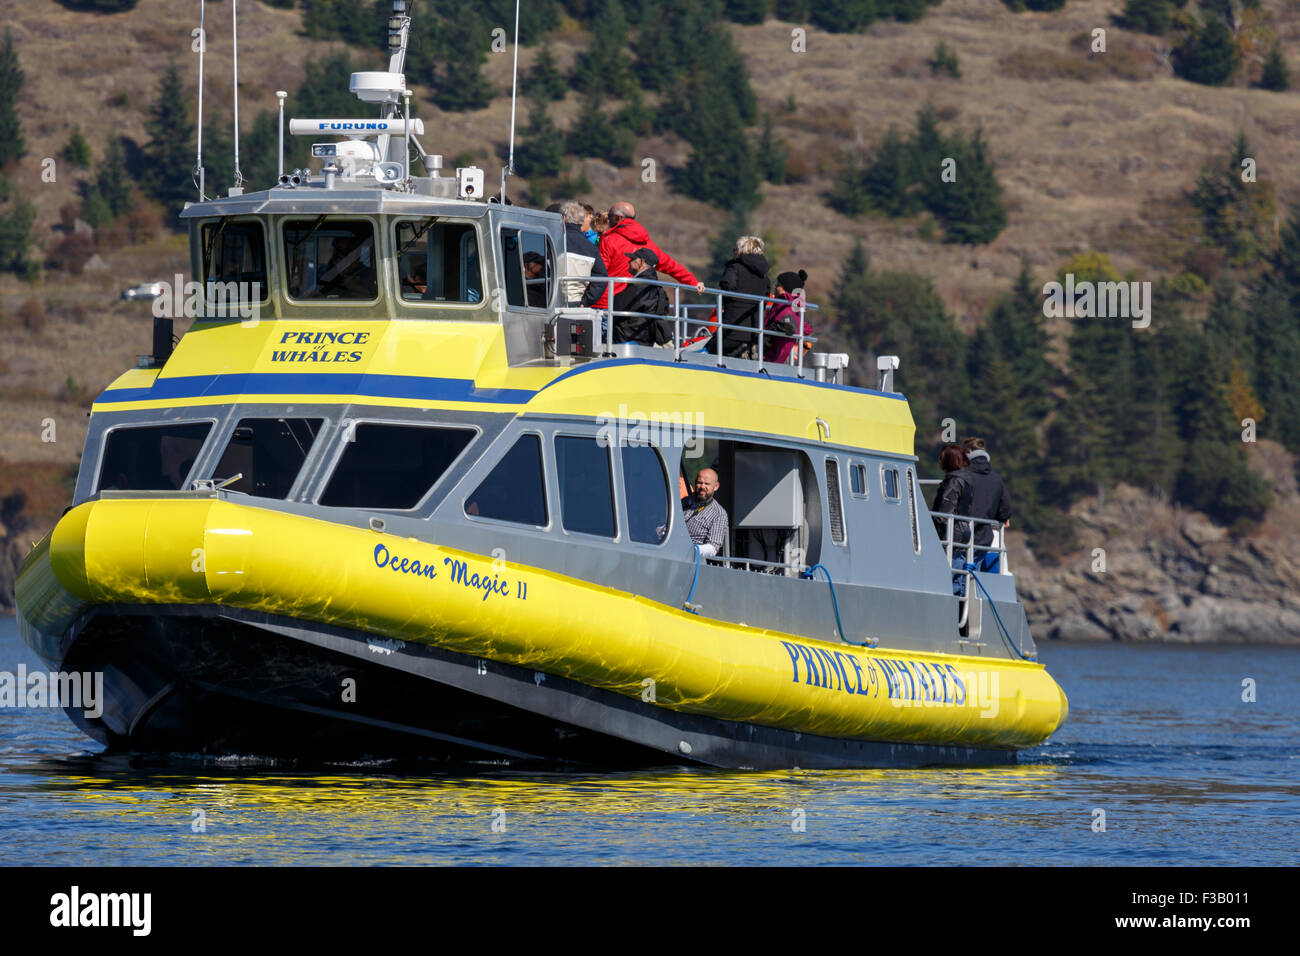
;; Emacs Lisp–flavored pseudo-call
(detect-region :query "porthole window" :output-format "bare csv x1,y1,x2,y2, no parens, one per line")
881,465,901,502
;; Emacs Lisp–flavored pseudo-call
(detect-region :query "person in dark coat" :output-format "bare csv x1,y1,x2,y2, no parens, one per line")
961,436,1012,573
932,443,975,596
702,236,770,358
612,248,671,345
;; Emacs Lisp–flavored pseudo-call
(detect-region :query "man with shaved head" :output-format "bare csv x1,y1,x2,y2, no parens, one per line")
591,199,705,313
684,467,729,558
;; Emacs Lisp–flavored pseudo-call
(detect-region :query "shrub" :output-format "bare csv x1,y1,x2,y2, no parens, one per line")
928,41,961,78
17,297,45,333
1119,0,1171,34
1173,18,1239,86
46,233,96,274
1259,44,1290,92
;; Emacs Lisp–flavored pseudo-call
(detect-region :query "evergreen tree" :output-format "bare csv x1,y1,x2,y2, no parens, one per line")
613,86,654,138
773,0,812,18
829,150,871,217
567,91,635,166
862,126,922,217
0,174,35,278
0,30,26,170
80,136,133,227
141,62,195,216
514,105,567,179
479,0,562,45
302,0,373,42
431,12,495,111
526,44,569,102
574,0,633,98
1173,18,1240,86
929,127,1007,244
928,40,961,78
61,126,92,168
830,240,967,439
724,0,770,24
1244,281,1300,451
1190,133,1273,268
810,0,878,33
1259,44,1290,91
1120,0,1171,34
756,116,788,184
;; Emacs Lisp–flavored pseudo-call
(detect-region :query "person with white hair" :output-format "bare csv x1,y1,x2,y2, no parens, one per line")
703,235,771,358
558,199,608,306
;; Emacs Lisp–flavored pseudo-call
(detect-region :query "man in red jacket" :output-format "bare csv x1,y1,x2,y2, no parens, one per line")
589,201,705,309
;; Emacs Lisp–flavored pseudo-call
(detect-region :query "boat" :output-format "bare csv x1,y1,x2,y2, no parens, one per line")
12,1,1067,769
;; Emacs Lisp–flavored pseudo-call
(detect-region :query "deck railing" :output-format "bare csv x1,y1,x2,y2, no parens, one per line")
553,273,821,376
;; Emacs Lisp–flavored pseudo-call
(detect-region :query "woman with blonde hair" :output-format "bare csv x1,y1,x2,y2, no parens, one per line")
703,235,770,358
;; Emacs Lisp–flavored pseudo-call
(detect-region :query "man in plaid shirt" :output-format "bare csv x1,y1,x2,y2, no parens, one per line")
684,468,729,558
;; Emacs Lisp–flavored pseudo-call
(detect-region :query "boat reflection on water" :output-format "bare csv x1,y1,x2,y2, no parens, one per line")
7,752,1076,865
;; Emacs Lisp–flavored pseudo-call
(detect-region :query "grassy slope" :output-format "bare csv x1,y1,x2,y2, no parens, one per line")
3,0,1300,528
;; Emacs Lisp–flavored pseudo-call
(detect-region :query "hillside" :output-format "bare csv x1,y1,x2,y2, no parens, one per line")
3,0,1300,640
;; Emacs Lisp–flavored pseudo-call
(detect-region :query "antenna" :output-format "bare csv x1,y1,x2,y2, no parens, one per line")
194,0,206,200
230,0,244,193
502,0,520,203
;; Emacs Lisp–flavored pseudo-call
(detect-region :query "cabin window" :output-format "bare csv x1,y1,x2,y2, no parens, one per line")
555,436,616,538
98,422,213,492
208,417,324,499
394,219,483,304
881,465,901,502
825,458,846,545
465,433,548,526
201,220,268,307
320,423,475,509
849,462,868,498
621,445,669,545
283,218,378,300
500,227,554,309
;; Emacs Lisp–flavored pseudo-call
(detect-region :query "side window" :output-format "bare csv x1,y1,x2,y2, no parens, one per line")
825,458,845,544
501,227,554,309
622,445,669,545
555,435,616,537
320,424,475,509
98,422,213,491
284,219,378,300
906,468,921,554
395,219,483,304
209,417,323,499
466,434,548,526
849,462,868,498
201,220,268,308
881,465,901,502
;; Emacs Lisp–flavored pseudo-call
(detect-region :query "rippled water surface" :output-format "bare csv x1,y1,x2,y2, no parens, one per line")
0,616,1295,865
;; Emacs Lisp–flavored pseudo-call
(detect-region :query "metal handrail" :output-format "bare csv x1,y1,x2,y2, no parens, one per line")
709,553,807,576
929,508,1011,577
557,273,819,374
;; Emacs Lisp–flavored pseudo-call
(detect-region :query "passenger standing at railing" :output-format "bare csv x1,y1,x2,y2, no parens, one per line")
591,201,705,309
559,200,608,306
932,443,974,596
762,270,811,364
961,437,1012,573
702,236,770,358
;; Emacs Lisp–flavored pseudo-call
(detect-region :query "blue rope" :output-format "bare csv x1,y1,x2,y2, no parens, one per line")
682,544,701,613
801,563,868,646
961,562,1032,661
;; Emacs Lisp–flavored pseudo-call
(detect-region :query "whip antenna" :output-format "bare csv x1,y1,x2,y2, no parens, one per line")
231,0,244,192
501,0,520,203
194,0,206,199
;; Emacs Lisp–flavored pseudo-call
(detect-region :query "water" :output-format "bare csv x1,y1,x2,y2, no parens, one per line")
0,615,1295,865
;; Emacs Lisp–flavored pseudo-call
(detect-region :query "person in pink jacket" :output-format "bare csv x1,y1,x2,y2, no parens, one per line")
762,270,812,364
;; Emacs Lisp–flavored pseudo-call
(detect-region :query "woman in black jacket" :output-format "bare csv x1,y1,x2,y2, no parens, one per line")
704,236,770,358
932,443,975,595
